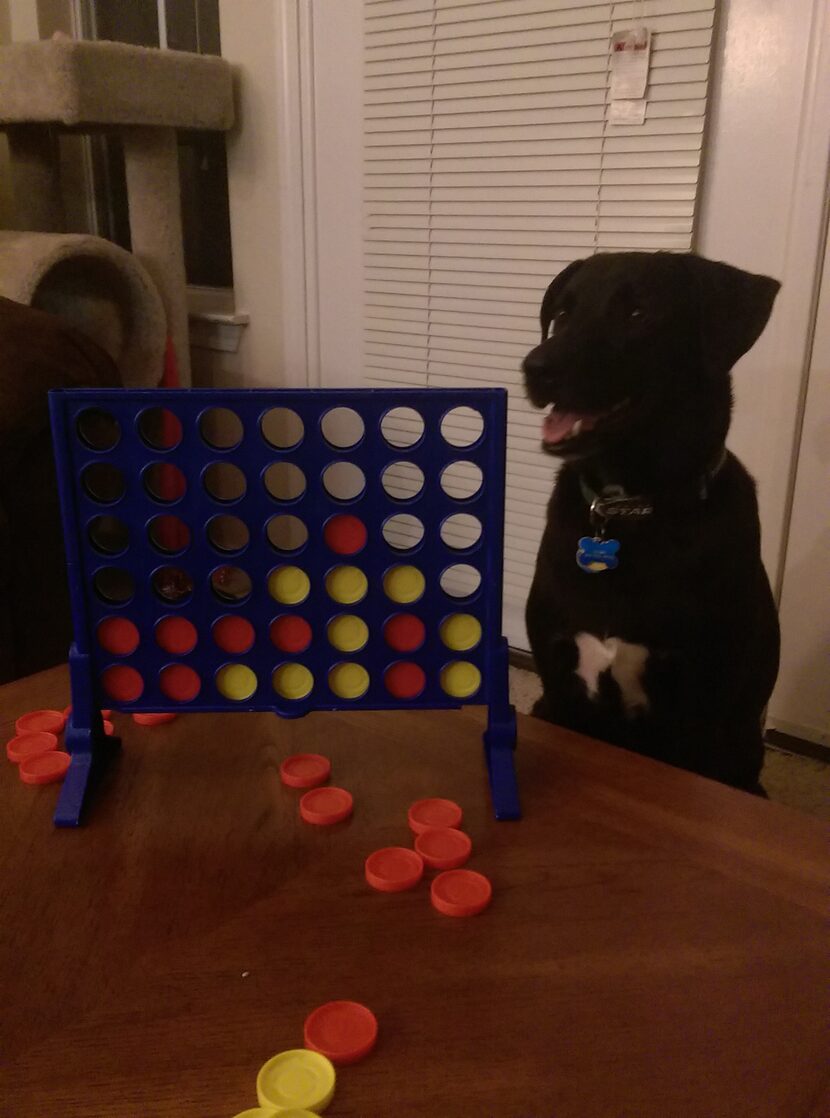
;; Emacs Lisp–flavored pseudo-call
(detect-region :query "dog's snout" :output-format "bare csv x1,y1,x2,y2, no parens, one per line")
522,346,548,379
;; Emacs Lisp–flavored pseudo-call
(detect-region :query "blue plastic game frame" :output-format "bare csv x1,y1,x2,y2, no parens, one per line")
49,388,520,827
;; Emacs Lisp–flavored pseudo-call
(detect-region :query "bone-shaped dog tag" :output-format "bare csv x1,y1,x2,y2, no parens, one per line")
576,535,620,573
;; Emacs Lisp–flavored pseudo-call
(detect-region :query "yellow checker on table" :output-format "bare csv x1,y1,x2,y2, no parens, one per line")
256,1049,335,1113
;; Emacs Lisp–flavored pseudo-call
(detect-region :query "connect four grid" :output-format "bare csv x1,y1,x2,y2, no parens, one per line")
49,388,519,826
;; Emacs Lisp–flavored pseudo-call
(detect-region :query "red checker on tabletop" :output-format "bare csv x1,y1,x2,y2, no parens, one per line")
431,869,492,917
280,753,331,789
414,827,472,870
304,1000,378,1066
408,797,463,835
365,847,424,893
6,731,58,764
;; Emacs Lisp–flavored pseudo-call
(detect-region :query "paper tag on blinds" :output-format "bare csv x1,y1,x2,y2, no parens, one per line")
610,26,651,100
609,99,647,126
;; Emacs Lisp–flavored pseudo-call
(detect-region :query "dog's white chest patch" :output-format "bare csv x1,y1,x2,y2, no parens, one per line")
574,632,650,715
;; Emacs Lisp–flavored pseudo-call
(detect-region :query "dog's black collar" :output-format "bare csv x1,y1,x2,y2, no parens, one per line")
578,445,728,528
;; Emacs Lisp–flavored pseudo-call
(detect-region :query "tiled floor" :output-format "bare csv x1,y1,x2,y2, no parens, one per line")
509,666,830,822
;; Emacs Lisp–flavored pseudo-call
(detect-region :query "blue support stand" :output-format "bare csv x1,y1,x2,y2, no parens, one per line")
483,636,520,820
54,645,120,827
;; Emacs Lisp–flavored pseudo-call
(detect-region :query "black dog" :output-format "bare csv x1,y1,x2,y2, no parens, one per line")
522,252,780,791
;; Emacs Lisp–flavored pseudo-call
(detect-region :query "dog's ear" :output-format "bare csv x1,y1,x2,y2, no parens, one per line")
685,255,780,373
539,258,586,340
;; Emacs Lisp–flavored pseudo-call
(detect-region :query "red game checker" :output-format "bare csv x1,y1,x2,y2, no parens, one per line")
133,712,178,726
324,514,367,556
408,797,463,835
15,710,65,736
280,752,331,789
270,615,312,654
383,613,425,653
6,731,58,764
414,827,472,870
431,869,492,917
304,1000,378,1065
299,786,353,825
365,847,424,893
19,751,71,786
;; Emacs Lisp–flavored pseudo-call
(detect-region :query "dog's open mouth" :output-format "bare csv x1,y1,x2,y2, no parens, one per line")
541,400,630,451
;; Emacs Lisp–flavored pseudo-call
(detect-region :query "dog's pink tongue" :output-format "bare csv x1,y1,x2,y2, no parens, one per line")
543,408,581,444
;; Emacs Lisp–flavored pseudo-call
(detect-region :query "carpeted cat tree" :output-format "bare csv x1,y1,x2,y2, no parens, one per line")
0,37,234,385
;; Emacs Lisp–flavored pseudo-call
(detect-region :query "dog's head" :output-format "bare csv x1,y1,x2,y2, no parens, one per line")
522,252,780,460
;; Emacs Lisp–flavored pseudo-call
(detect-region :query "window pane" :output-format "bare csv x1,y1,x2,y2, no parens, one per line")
90,0,160,47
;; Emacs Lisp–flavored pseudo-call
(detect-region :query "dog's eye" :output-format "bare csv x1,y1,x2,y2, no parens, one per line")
629,308,644,319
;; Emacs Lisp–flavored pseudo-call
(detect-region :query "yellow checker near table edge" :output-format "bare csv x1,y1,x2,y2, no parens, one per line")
273,662,314,700
232,1110,317,1118
440,612,482,652
329,661,370,700
327,613,369,652
325,565,368,605
441,660,482,699
256,1048,335,1113
269,565,310,605
383,564,425,604
215,663,258,701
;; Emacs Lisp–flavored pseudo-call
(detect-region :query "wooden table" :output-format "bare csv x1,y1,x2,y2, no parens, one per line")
1,665,828,1117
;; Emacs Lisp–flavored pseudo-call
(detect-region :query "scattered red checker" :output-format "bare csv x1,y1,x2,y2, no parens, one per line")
15,709,65,736
430,868,492,918
6,731,58,764
19,750,71,785
408,797,463,835
304,1000,378,1066
414,827,472,871
365,847,424,893
133,712,177,726
299,786,353,826
280,752,331,789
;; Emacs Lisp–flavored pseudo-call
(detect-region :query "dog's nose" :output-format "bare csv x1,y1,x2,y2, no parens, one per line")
522,346,548,378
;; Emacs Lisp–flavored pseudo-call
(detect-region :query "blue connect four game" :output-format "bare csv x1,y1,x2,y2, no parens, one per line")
49,388,520,827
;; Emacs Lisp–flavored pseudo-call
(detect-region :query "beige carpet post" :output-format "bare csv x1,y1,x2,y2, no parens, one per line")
122,125,191,385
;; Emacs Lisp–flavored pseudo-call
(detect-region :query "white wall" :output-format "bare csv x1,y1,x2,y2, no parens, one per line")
697,0,830,589
218,0,304,387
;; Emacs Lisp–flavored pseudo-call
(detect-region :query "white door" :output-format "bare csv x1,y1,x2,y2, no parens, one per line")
768,216,830,747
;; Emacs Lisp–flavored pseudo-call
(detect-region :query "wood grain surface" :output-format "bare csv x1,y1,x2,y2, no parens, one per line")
1,665,828,1118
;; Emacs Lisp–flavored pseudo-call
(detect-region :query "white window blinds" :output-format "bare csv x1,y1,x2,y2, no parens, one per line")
363,0,715,648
